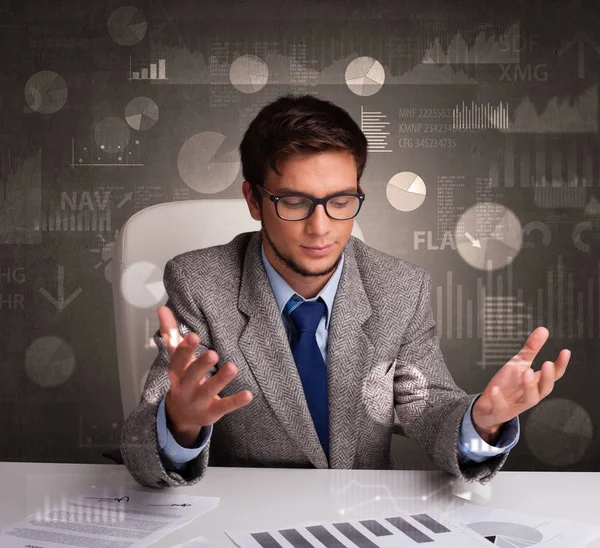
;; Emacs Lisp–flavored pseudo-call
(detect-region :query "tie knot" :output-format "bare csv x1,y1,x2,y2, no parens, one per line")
287,297,325,335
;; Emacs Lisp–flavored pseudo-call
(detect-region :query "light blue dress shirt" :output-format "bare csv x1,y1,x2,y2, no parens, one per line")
157,244,520,471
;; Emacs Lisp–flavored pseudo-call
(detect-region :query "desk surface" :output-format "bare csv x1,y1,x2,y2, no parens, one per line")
1,463,599,547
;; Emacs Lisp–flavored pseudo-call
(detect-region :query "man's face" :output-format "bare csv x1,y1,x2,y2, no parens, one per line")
243,150,359,279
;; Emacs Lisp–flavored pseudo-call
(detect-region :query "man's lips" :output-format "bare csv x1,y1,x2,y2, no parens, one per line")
302,245,332,250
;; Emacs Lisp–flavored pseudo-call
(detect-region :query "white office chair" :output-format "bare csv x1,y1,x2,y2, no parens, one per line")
112,199,261,424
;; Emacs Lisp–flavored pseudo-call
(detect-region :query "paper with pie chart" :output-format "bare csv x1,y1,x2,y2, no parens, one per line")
438,499,600,548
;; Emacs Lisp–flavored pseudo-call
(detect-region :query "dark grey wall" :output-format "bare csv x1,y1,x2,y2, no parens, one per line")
1,0,599,471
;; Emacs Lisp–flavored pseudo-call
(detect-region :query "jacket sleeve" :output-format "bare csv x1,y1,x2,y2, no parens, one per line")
156,394,213,471
120,258,215,488
392,269,514,484
457,393,520,464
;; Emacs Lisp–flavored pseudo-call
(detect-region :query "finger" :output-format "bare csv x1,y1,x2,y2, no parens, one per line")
537,361,556,400
211,390,253,419
521,368,540,408
168,332,202,378
179,349,221,399
158,306,183,356
488,385,510,416
196,362,241,399
553,349,571,381
516,326,550,365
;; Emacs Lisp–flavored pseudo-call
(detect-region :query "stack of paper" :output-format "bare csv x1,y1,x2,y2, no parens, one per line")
0,488,219,548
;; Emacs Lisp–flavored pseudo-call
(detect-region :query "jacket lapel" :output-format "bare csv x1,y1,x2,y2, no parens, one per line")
326,238,374,469
237,231,374,469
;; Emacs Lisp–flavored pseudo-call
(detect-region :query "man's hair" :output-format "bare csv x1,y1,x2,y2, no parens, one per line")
239,94,368,206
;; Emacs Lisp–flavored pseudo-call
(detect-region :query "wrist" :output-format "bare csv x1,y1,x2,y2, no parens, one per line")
168,417,202,448
472,398,502,444
165,395,202,448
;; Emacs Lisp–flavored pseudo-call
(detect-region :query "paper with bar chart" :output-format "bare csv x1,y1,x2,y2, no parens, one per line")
227,509,492,547
227,500,600,548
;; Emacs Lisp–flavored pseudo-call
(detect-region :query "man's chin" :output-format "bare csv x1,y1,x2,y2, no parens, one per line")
296,254,340,277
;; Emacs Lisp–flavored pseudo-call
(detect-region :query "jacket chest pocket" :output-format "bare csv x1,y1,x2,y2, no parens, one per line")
362,358,396,398
361,357,396,422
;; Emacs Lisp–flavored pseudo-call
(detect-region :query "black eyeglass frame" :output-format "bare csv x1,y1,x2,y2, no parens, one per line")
255,184,366,221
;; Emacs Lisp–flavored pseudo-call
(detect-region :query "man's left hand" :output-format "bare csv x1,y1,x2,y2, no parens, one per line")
471,326,571,444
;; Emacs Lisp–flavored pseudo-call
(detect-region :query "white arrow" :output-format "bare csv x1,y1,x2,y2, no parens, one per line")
39,266,82,312
117,193,133,208
464,232,481,248
557,31,600,79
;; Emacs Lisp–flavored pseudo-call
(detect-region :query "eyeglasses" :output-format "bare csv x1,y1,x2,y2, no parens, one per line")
256,185,365,221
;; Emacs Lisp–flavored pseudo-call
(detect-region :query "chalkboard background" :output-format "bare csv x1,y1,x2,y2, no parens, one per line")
0,0,599,471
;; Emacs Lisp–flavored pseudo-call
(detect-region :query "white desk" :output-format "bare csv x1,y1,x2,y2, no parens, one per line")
1,463,599,547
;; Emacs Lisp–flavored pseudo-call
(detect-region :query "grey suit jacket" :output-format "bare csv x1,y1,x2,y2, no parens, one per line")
120,230,510,488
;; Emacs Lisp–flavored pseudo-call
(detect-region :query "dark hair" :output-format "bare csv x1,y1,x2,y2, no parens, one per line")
239,94,368,205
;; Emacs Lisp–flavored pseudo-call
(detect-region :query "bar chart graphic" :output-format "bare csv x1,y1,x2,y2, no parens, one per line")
35,208,111,233
0,149,42,244
129,55,168,81
434,259,531,342
360,106,392,153
453,101,509,130
228,510,489,547
433,254,600,344
487,134,598,191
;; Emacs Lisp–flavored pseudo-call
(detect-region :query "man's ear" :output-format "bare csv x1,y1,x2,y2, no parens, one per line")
242,180,262,221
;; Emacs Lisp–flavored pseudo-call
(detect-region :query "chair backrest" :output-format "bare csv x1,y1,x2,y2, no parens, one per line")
111,199,260,420
112,198,365,421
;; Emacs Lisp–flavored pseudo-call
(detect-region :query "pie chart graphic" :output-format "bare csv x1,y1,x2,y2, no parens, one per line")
345,56,385,96
25,336,76,388
24,71,68,114
525,398,593,466
467,521,543,547
125,97,159,131
107,6,147,46
230,55,269,93
386,172,427,211
120,261,166,308
455,202,523,271
178,131,241,193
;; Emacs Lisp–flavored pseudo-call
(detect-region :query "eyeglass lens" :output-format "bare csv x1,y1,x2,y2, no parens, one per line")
277,195,360,220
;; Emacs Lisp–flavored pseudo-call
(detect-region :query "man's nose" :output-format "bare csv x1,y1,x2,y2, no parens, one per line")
306,203,332,229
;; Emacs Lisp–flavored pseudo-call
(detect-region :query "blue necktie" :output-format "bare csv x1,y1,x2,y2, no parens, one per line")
285,296,329,457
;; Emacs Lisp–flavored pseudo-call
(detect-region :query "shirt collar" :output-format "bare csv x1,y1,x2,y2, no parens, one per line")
260,241,344,329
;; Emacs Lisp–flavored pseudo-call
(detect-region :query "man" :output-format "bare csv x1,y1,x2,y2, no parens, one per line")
120,94,570,489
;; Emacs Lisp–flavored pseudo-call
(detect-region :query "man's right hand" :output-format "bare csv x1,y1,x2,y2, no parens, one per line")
157,305,253,448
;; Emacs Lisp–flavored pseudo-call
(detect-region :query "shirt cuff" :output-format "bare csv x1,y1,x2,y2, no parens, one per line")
156,394,212,470
457,393,520,464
